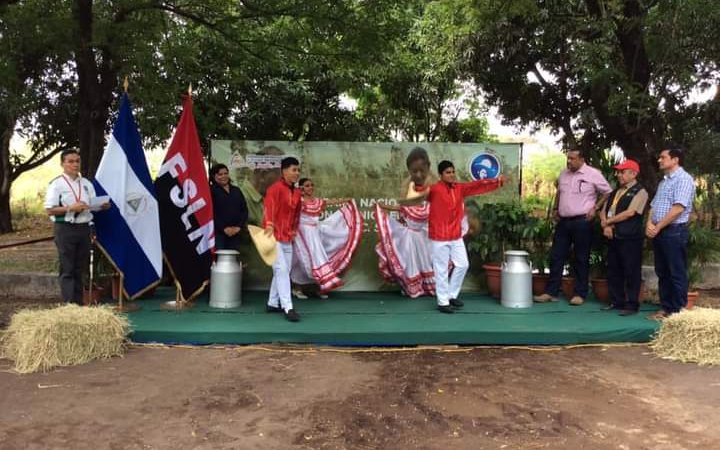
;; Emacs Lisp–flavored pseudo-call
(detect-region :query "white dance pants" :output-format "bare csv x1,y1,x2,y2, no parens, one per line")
269,242,294,312
431,238,469,306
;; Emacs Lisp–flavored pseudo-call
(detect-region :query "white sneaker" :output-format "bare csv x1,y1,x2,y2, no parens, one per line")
319,294,329,299
292,289,308,299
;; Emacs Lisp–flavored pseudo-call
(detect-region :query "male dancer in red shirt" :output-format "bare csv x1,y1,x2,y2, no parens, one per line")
425,160,503,313
263,157,302,322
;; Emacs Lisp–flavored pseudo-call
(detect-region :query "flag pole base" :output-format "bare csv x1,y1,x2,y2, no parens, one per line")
113,302,141,313
160,300,195,311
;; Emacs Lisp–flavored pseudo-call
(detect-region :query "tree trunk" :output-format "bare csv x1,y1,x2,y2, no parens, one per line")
0,113,16,233
0,186,11,234
73,0,116,178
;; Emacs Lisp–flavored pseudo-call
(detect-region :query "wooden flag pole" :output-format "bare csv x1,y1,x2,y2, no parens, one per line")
114,273,140,312
160,284,195,311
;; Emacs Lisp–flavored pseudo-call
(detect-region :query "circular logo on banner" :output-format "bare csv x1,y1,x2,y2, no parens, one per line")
468,153,501,180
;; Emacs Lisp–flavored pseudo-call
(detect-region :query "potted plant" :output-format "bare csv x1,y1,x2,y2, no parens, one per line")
524,213,554,295
467,201,533,298
686,223,720,308
582,216,611,302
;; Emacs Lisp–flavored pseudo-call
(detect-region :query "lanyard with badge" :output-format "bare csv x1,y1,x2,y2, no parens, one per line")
607,187,627,218
61,175,83,221
61,174,83,205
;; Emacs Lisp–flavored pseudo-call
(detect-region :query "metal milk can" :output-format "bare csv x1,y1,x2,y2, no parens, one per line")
209,250,242,308
501,250,532,308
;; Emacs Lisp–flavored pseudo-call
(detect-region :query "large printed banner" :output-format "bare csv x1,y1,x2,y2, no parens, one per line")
210,141,521,291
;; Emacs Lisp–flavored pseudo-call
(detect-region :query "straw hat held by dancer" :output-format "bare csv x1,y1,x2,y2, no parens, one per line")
375,147,440,298
409,160,505,313
290,178,362,299
262,157,303,322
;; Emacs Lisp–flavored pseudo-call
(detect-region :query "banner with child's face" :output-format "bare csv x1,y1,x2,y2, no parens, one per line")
210,141,521,292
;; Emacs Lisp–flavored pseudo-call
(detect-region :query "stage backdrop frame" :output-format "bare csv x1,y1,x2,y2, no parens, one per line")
210,141,522,292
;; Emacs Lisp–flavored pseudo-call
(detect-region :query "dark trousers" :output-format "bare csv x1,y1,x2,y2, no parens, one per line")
545,217,592,298
652,224,689,313
215,231,242,251
607,237,643,310
54,222,91,304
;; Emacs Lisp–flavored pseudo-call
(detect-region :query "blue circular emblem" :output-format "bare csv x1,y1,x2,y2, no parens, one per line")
468,153,501,181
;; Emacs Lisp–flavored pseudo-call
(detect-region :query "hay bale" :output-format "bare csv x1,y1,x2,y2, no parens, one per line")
650,307,720,366
0,304,129,373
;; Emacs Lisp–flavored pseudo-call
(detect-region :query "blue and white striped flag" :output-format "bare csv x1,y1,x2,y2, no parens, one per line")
93,93,162,298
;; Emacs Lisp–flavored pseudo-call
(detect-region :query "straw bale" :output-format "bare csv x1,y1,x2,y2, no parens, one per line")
0,304,129,374
650,307,720,366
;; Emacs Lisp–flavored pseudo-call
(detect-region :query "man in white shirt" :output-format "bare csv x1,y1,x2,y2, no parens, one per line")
44,149,108,303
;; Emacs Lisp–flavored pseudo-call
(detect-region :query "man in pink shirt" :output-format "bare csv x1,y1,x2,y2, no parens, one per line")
534,149,612,305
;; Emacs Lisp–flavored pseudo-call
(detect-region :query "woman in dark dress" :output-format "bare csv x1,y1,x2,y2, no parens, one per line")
210,164,248,250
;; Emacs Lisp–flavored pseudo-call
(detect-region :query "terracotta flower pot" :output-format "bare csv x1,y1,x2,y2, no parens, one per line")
561,277,575,300
687,291,699,309
591,278,610,303
482,263,502,299
532,274,549,296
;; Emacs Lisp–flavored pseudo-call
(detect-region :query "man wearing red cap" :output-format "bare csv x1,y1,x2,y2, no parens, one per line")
598,159,648,315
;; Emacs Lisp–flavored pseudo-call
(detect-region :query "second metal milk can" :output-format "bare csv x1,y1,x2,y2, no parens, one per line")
501,250,533,308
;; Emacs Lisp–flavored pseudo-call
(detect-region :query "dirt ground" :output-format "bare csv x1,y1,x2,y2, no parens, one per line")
0,218,56,273
1,343,719,450
3,222,720,449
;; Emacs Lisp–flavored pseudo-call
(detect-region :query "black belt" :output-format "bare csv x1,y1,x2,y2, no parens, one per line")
560,215,587,221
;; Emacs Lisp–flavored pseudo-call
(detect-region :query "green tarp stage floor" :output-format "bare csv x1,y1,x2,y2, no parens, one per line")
126,287,661,345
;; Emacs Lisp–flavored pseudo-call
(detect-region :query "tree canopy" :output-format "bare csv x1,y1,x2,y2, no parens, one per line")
461,0,720,192
2,0,719,232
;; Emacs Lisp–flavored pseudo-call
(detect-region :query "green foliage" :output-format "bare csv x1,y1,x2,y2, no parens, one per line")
525,212,554,275
590,221,608,279
521,149,566,201
467,201,535,264
687,224,720,288
460,0,720,193
351,1,493,142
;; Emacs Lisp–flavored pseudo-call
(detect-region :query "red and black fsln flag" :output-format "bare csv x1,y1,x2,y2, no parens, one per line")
155,95,215,302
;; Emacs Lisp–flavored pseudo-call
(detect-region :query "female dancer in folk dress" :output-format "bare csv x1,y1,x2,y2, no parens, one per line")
291,178,363,298
374,147,439,298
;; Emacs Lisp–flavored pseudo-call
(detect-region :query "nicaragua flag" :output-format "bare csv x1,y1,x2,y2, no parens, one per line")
93,93,162,299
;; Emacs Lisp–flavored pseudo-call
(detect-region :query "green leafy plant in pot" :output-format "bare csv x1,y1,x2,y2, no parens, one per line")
589,219,610,302
467,201,533,298
523,213,554,296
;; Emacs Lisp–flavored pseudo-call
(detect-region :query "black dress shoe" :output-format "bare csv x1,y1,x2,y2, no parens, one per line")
601,305,623,311
266,305,282,313
618,309,638,316
437,305,455,314
449,298,464,308
284,309,301,322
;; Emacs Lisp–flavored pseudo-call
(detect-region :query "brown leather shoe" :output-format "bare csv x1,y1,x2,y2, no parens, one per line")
533,293,558,303
569,296,584,306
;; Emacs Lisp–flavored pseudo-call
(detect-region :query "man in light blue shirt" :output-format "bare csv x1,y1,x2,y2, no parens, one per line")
646,145,696,320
